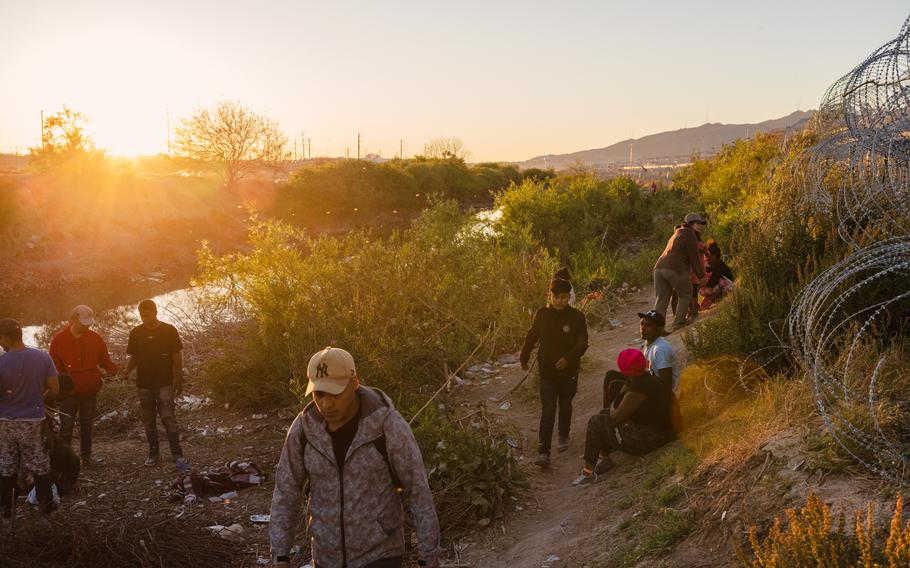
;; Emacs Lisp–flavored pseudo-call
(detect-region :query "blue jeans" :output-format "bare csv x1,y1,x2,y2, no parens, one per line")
138,385,182,456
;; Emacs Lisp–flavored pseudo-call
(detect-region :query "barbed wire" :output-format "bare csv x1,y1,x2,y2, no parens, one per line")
788,14,910,483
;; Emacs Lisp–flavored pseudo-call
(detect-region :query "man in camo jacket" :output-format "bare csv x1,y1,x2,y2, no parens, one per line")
270,347,441,568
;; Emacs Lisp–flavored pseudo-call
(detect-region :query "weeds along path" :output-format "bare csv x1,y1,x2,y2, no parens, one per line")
457,287,691,568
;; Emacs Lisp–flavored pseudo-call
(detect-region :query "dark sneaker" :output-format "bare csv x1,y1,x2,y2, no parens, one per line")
557,436,570,453
572,471,598,486
594,456,617,475
144,454,160,467
533,453,550,468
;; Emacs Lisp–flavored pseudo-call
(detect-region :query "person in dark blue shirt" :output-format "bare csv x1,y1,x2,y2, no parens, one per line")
0,318,60,518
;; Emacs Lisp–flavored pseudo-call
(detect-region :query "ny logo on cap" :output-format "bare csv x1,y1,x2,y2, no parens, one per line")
316,362,329,378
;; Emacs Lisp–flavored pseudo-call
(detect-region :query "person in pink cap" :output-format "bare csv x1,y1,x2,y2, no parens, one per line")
571,348,676,486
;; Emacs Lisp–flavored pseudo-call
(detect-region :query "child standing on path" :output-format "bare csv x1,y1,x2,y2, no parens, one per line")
520,278,589,467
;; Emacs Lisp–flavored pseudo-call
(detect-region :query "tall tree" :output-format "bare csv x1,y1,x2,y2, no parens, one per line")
29,106,104,172
175,101,289,186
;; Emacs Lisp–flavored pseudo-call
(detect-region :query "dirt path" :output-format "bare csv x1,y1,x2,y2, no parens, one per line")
455,287,690,568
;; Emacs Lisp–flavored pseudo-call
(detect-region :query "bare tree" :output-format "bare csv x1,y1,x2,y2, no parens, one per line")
421,137,470,161
175,101,289,186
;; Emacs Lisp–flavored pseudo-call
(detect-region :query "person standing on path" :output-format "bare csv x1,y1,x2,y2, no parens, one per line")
269,347,441,568
653,213,708,332
48,305,117,466
0,318,60,519
121,300,189,471
520,278,589,467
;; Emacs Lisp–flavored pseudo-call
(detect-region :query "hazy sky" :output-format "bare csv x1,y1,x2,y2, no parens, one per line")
1,1,907,161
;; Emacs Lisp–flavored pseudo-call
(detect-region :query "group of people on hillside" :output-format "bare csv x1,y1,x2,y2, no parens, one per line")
0,211,732,568
519,211,733,487
0,300,189,520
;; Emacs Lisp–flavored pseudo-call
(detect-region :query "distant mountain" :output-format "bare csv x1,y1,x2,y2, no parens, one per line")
520,110,814,170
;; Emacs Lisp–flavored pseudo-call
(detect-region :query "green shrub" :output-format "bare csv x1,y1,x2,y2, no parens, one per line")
196,200,555,407
410,406,523,533
274,159,520,229
494,174,691,289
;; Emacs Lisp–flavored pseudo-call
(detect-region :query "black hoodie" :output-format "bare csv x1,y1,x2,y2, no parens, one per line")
519,305,588,378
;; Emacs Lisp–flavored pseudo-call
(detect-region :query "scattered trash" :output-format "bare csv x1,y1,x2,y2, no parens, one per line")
219,490,239,500
497,353,519,365
721,510,727,521
250,514,271,524
609,319,623,328
436,440,447,450
134,511,143,518
252,413,267,419
542,554,561,567
505,437,519,448
207,523,244,542
479,380,490,385
178,395,213,411
501,363,520,369
477,517,491,527
99,409,129,422
498,401,511,411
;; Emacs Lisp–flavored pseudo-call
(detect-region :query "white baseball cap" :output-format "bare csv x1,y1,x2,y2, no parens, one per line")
305,347,357,395
71,305,95,326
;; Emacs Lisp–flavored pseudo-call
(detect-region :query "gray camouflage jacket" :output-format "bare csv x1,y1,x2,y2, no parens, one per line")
269,386,441,567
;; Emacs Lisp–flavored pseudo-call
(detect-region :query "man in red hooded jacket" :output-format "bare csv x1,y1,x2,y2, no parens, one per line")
48,305,117,465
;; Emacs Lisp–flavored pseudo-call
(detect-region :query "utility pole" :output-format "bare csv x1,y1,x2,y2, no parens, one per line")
166,109,171,157
294,139,298,161
300,132,306,159
40,110,45,149
357,133,362,159
399,139,404,159
307,138,312,159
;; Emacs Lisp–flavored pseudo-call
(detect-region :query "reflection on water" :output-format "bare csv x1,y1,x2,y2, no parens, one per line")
22,285,213,348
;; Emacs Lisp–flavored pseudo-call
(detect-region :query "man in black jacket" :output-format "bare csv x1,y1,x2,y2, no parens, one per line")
520,278,589,467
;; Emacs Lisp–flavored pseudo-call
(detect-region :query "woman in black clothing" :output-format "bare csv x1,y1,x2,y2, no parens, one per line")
699,241,735,309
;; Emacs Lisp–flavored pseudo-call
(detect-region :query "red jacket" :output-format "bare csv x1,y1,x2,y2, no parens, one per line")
49,325,118,397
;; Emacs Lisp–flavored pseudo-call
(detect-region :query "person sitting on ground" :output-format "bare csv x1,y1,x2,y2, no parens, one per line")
0,318,60,518
121,299,190,471
699,241,735,310
571,348,676,486
269,347,441,568
48,305,117,467
638,310,680,397
520,278,589,467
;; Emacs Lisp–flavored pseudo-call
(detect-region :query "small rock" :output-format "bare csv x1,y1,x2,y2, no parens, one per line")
477,518,491,527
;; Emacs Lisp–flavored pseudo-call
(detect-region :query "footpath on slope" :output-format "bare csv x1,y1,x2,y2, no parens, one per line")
453,286,693,568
